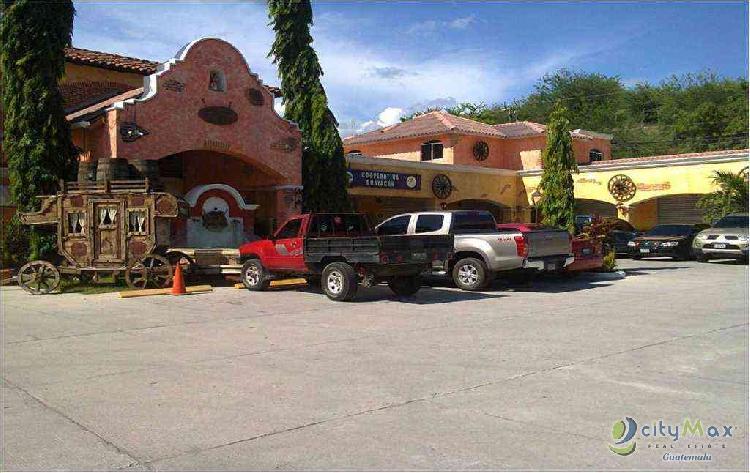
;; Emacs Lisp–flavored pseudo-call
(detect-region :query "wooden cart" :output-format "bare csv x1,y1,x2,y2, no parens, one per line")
17,180,185,294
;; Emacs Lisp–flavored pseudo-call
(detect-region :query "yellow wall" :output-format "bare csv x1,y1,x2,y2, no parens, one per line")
520,157,749,229
346,156,520,219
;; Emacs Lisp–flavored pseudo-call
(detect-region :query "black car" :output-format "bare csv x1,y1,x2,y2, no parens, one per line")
629,224,707,260
610,230,638,256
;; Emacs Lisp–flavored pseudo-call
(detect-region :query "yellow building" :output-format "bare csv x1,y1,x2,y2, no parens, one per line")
344,113,749,228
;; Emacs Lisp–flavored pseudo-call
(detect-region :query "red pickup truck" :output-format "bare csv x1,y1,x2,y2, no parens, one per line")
238,213,453,301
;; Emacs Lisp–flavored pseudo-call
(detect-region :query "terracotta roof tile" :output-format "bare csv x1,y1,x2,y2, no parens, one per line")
64,46,283,97
61,81,137,113
66,87,144,122
492,121,547,138
596,149,749,166
344,111,504,144
65,47,159,74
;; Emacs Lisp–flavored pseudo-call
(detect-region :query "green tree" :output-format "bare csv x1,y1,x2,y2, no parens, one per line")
1,0,76,263
697,169,749,223
402,69,748,159
267,0,350,212
537,102,577,233
1,0,76,211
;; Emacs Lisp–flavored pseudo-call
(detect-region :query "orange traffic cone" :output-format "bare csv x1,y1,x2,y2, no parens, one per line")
171,264,186,295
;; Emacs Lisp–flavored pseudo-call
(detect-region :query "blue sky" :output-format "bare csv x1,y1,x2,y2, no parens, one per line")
72,1,748,136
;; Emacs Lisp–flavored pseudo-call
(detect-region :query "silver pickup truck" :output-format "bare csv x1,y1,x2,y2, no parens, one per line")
375,210,573,290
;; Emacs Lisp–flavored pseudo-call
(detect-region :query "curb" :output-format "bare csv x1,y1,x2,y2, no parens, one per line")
586,270,627,281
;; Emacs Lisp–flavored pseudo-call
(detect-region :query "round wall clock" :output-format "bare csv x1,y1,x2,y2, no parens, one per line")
432,174,453,199
473,141,489,161
608,174,637,202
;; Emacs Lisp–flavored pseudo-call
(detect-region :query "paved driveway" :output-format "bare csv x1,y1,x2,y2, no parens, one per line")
2,259,748,470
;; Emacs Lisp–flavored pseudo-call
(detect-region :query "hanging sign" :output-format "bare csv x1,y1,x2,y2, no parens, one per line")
347,169,421,191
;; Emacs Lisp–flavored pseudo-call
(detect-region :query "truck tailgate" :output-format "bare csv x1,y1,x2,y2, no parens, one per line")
525,230,571,257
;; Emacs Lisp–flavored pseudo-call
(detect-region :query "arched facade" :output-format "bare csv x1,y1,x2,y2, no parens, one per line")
72,38,302,246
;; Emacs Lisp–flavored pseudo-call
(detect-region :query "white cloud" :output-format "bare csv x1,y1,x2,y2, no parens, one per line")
71,3,615,141
448,15,476,30
377,107,403,127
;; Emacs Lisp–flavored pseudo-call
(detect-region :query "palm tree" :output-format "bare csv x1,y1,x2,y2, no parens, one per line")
697,168,749,223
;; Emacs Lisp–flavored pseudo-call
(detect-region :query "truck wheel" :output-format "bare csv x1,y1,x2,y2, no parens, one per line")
452,257,488,291
322,262,358,301
388,275,422,297
241,259,270,291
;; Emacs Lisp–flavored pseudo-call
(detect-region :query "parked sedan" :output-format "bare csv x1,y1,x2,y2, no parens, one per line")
628,224,705,260
610,230,638,256
692,213,749,263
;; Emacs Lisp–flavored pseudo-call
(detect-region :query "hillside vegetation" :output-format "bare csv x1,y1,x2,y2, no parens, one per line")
404,70,748,159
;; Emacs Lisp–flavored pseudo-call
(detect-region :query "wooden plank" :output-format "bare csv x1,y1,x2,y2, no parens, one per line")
271,278,307,287
234,278,308,290
119,285,213,298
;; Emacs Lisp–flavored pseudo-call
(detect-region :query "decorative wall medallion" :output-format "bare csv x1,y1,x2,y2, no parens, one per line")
270,137,298,152
247,87,265,106
163,79,185,92
432,174,453,199
120,122,149,142
198,106,238,125
155,195,178,216
473,141,489,161
608,174,637,202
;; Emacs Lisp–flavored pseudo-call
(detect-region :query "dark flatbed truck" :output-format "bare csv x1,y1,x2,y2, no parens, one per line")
238,213,453,301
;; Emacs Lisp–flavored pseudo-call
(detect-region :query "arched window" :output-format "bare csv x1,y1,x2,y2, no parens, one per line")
208,70,226,92
421,140,443,161
347,149,362,156
589,149,603,162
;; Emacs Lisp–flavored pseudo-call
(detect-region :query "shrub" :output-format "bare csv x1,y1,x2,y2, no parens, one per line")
601,250,618,272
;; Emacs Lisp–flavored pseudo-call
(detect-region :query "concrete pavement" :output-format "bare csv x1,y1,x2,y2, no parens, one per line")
1,259,748,470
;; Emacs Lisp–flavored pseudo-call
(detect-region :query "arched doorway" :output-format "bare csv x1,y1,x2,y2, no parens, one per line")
445,199,512,223
574,199,617,218
152,150,293,247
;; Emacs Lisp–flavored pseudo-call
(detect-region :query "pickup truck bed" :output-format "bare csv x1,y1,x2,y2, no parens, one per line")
239,213,453,301
374,211,573,291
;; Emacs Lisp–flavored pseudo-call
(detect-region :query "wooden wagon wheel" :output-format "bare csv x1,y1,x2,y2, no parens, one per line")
125,254,173,289
17,260,61,295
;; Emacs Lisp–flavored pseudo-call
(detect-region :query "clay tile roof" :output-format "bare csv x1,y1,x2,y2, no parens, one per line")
492,121,547,138
343,110,505,145
593,149,749,166
61,81,138,114
65,47,159,74
64,46,283,97
66,87,144,122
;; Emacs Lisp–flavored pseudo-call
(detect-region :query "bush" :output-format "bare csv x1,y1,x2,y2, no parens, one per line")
601,250,618,272
1,214,30,269
0,214,58,269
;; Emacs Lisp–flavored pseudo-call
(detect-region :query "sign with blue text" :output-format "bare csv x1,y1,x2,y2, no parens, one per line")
347,169,421,191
